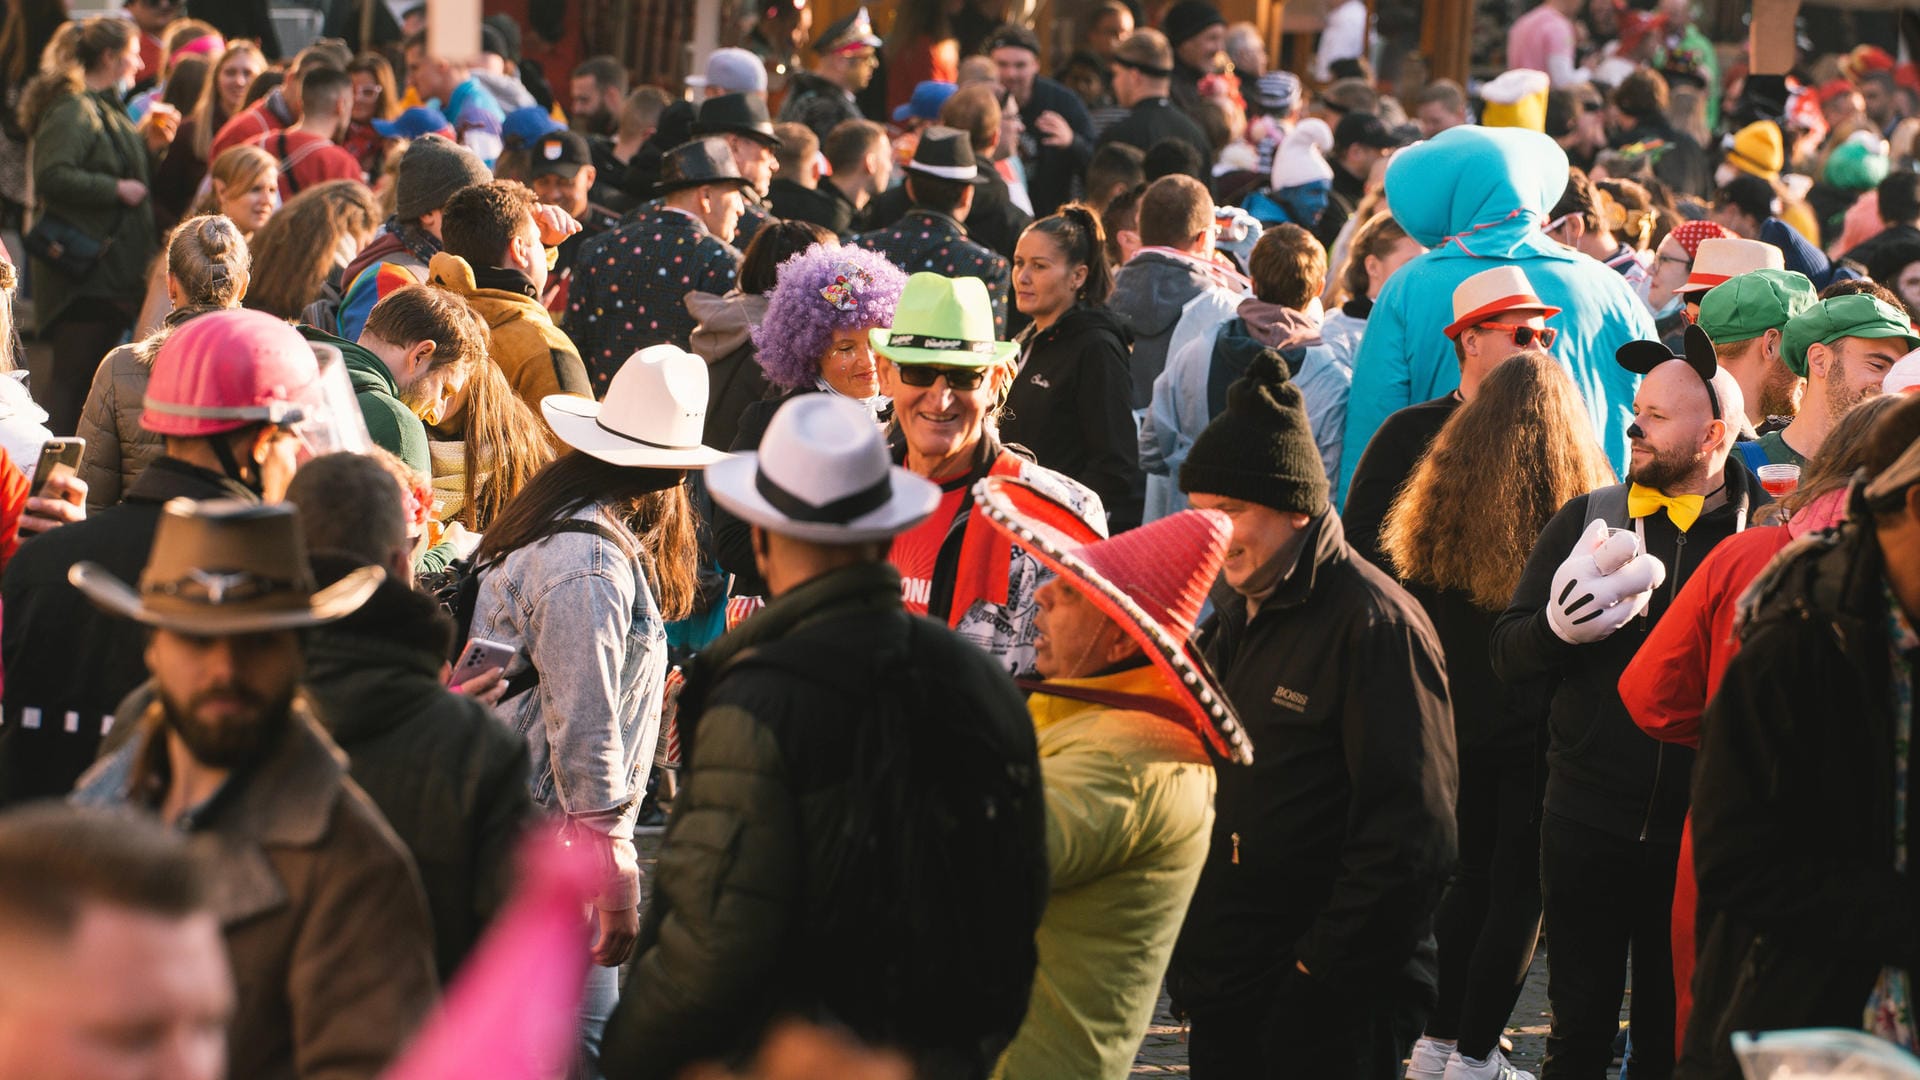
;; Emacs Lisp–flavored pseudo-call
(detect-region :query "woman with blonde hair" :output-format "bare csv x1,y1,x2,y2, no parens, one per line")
1387,350,1617,1080
153,38,264,228
1320,211,1425,369
20,15,170,434
76,214,250,509
130,144,275,336
244,177,380,320
425,351,554,533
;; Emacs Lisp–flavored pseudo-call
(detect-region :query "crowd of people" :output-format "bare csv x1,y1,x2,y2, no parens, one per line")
0,2,1917,1080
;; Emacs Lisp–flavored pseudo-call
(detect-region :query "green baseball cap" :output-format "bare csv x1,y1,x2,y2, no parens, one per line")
870,273,1019,368
1781,294,1920,378
1697,269,1817,345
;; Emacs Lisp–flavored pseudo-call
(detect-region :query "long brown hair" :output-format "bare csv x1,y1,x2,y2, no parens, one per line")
1756,393,1902,525
447,342,555,531
1382,351,1618,610
243,179,379,318
189,40,265,162
474,452,700,621
346,53,399,122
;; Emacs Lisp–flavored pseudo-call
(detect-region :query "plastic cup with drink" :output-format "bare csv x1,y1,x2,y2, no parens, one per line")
1757,463,1801,498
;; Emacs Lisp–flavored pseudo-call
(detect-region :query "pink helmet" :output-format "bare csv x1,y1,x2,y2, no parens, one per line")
141,310,323,438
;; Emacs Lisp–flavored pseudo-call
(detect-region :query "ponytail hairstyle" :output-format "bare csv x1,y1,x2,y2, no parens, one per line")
168,214,251,309
19,17,133,133
1023,201,1113,306
67,16,133,76
1336,211,1412,304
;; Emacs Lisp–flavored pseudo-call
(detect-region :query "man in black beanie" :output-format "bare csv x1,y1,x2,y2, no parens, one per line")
1165,351,1460,1080
1162,0,1227,118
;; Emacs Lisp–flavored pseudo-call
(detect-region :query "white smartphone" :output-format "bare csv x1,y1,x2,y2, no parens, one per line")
450,638,516,686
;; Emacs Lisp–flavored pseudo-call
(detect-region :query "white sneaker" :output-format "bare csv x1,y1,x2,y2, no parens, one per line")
1406,1036,1453,1080
1442,1048,1536,1080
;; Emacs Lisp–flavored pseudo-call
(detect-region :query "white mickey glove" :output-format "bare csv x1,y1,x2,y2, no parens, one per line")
1545,518,1668,644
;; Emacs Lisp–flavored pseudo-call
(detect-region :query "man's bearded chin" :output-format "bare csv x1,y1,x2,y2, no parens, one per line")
1629,442,1706,494
160,686,296,770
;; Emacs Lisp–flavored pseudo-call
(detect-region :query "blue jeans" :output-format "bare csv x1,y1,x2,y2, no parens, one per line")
577,961,619,1080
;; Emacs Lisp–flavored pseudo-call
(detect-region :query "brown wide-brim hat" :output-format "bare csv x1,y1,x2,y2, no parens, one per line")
69,498,382,635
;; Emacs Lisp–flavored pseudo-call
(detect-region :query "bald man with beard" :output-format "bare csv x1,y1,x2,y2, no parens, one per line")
1491,327,1767,1080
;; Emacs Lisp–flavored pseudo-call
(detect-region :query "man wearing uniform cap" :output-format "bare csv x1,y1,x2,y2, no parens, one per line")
1683,393,1920,1079
1756,293,1920,467
851,127,1012,335
524,128,621,319
778,5,880,144
694,92,785,251
1097,28,1212,169
570,138,751,394
1697,268,1816,436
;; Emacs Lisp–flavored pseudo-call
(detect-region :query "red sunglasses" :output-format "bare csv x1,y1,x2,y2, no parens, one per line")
1476,322,1558,349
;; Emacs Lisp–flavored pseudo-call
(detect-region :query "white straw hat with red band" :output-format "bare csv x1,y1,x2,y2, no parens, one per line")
1444,265,1561,340
1675,236,1784,297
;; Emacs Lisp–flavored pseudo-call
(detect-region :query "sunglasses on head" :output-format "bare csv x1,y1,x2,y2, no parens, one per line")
893,364,989,391
1476,322,1558,349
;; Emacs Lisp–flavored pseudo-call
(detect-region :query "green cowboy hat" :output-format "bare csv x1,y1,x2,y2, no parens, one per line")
870,272,1020,368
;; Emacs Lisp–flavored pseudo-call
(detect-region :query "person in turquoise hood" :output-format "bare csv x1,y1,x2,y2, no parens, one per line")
1338,126,1655,506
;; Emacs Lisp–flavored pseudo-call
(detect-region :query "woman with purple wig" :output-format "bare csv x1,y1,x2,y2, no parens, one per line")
714,241,909,594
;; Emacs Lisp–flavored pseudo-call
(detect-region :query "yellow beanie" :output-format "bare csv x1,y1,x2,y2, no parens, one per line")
1481,69,1551,132
1726,121,1784,181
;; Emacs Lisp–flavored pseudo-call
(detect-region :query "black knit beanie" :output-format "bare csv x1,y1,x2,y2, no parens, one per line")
1162,0,1226,50
1179,350,1329,515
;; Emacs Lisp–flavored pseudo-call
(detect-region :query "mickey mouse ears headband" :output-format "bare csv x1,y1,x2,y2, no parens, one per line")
1617,324,1723,420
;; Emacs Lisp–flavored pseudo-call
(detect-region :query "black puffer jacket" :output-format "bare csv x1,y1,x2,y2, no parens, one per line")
1001,304,1142,532
1678,522,1920,1080
1491,469,1769,843
1169,510,1457,1010
301,566,535,982
603,561,1048,1080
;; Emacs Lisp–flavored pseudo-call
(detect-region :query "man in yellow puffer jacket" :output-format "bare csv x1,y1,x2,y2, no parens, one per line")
426,180,593,435
974,475,1250,1080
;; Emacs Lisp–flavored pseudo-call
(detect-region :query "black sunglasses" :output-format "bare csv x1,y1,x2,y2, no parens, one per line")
893,364,989,391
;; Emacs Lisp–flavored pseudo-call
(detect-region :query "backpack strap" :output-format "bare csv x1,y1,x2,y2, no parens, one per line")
1583,482,1632,532
1734,438,1770,475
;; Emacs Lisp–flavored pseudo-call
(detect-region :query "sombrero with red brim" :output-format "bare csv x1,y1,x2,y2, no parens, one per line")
973,475,1253,766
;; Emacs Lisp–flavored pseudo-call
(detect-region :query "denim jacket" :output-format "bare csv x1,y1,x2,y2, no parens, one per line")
473,502,665,906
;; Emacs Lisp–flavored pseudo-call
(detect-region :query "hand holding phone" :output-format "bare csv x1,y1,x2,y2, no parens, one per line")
20,438,87,537
449,638,516,689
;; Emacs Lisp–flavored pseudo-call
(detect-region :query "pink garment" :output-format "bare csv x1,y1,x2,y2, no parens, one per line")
382,824,601,1080
1508,5,1577,82
1831,190,1883,260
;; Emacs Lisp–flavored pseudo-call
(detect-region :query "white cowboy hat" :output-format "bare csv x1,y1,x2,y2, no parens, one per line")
542,345,727,469
707,394,941,543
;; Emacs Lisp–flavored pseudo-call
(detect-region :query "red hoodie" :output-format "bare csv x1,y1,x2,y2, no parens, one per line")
1618,494,1840,1049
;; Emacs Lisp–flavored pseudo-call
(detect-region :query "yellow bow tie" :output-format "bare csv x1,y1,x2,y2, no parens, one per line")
1628,483,1705,532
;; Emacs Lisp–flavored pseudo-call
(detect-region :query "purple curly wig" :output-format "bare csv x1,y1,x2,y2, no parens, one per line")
751,243,907,390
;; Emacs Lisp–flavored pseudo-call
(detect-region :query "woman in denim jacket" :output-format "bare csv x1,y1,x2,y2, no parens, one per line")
468,345,723,1072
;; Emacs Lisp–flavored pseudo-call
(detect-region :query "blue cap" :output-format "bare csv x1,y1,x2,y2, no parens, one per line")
892,80,958,124
502,105,565,148
373,106,456,139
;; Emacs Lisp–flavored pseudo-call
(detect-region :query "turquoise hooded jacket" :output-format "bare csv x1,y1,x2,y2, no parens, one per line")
1337,126,1655,505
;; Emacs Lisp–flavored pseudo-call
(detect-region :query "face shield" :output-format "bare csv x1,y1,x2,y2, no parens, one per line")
288,343,373,461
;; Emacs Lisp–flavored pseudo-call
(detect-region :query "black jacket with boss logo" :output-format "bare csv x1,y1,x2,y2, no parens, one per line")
1168,509,1459,1012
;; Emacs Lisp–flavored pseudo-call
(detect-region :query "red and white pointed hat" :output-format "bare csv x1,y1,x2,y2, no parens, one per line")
973,475,1252,765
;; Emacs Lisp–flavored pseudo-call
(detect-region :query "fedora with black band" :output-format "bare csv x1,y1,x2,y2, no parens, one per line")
870,272,1020,368
972,475,1253,766
906,126,990,187
655,137,755,195
693,92,783,149
70,499,383,635
708,394,941,543
543,345,728,468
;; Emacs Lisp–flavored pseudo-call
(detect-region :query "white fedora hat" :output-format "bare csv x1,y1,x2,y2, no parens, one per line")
542,345,727,469
1444,265,1561,340
707,394,941,543
1677,236,1784,296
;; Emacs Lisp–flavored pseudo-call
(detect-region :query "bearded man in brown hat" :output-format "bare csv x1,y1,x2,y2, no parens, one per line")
71,498,438,1080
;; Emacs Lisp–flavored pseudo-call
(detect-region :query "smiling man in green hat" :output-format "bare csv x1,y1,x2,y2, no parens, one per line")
1698,268,1817,443
873,271,1108,676
1761,293,1920,467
